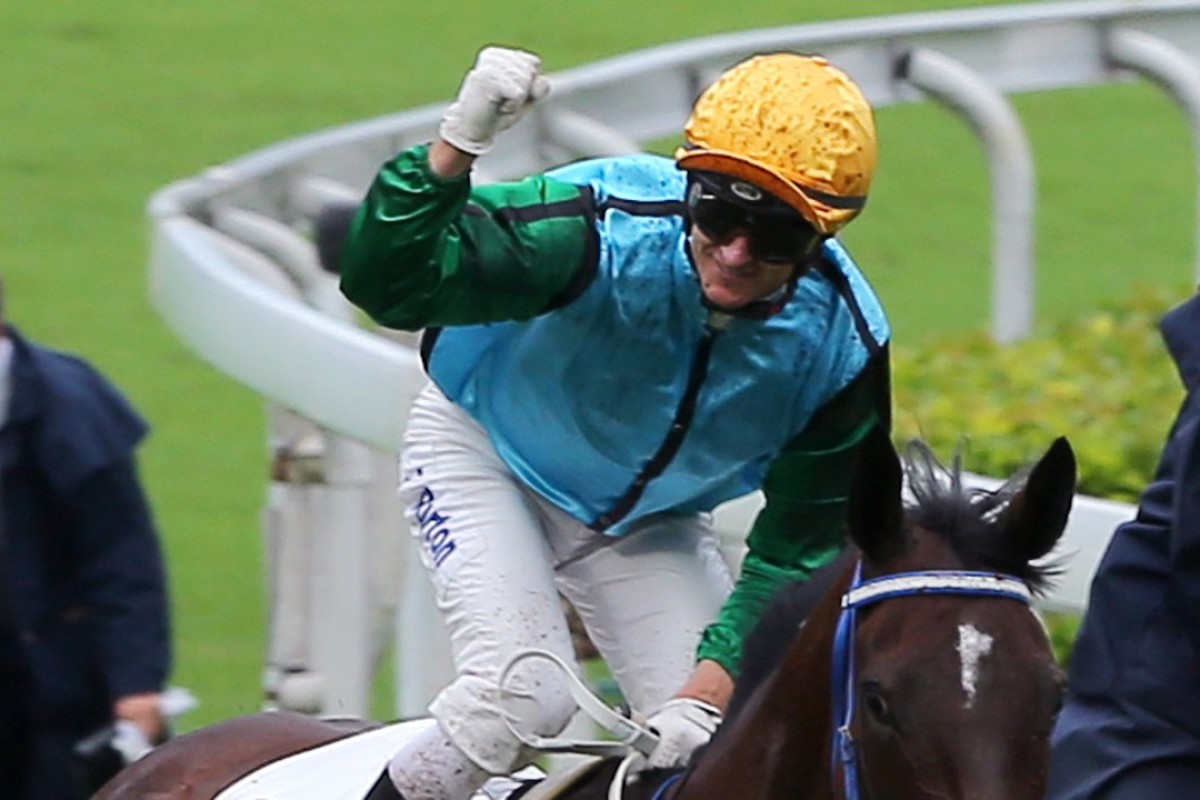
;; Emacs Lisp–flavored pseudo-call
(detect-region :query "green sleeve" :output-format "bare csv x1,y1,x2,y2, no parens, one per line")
696,347,891,676
340,143,595,330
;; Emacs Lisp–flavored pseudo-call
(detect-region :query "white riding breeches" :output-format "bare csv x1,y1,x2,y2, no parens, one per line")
399,383,734,774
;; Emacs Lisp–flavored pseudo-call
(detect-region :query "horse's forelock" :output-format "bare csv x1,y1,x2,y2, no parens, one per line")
901,440,1057,592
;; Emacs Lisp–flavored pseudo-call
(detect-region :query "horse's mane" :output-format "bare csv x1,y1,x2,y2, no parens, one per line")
720,550,854,725
692,574,827,755
721,438,1057,726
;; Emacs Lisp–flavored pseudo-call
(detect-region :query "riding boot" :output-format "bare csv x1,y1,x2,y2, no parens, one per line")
364,769,407,800
384,721,491,800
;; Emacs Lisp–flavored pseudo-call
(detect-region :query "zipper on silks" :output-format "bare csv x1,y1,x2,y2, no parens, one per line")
589,311,733,531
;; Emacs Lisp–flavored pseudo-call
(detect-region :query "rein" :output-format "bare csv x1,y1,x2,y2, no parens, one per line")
498,649,659,758
831,562,1033,800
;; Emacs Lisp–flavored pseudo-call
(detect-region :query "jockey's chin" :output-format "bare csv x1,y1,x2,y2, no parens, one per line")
689,226,795,311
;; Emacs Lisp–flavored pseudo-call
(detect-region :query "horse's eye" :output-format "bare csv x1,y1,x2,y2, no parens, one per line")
861,682,894,726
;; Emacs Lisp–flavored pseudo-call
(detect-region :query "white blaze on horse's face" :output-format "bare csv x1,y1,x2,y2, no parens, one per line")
956,623,994,708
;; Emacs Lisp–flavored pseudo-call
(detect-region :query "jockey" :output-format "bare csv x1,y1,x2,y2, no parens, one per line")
340,46,891,800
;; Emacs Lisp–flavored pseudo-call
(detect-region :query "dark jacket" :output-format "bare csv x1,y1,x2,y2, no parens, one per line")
0,326,170,728
1048,293,1200,797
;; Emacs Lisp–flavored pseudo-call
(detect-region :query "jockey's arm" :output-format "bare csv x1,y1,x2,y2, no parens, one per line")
429,139,476,178
673,658,735,711
695,348,891,679
339,143,593,331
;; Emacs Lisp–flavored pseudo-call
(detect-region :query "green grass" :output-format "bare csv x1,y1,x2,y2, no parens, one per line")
2,0,1193,727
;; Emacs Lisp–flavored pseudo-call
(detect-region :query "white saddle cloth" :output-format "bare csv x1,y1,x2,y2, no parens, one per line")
213,718,543,800
214,718,435,800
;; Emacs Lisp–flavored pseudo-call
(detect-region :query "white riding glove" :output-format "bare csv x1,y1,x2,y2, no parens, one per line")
439,46,551,155
644,697,723,769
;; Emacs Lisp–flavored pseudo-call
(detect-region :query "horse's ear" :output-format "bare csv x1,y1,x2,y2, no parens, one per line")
1000,437,1077,562
846,425,906,563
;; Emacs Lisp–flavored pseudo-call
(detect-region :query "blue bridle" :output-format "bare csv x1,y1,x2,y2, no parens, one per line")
830,561,1034,800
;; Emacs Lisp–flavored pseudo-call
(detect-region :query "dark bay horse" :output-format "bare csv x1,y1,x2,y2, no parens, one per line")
97,428,1075,800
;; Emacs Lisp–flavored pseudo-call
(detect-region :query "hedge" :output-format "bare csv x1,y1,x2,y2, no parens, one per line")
892,283,1188,504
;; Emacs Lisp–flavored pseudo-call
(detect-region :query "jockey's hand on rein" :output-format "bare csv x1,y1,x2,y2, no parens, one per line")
644,697,723,769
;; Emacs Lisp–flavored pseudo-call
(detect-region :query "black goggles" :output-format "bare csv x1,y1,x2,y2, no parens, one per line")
685,174,824,264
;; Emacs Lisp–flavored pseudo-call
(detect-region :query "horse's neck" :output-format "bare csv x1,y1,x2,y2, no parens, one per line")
678,569,852,800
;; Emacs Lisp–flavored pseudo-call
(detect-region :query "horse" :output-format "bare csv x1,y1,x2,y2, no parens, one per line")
96,426,1075,800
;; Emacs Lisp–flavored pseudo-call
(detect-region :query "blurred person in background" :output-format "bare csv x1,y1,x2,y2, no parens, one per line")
0,274,172,800
340,46,890,800
1048,291,1200,798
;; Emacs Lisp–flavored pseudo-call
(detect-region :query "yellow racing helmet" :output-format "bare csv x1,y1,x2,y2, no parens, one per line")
676,53,878,234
